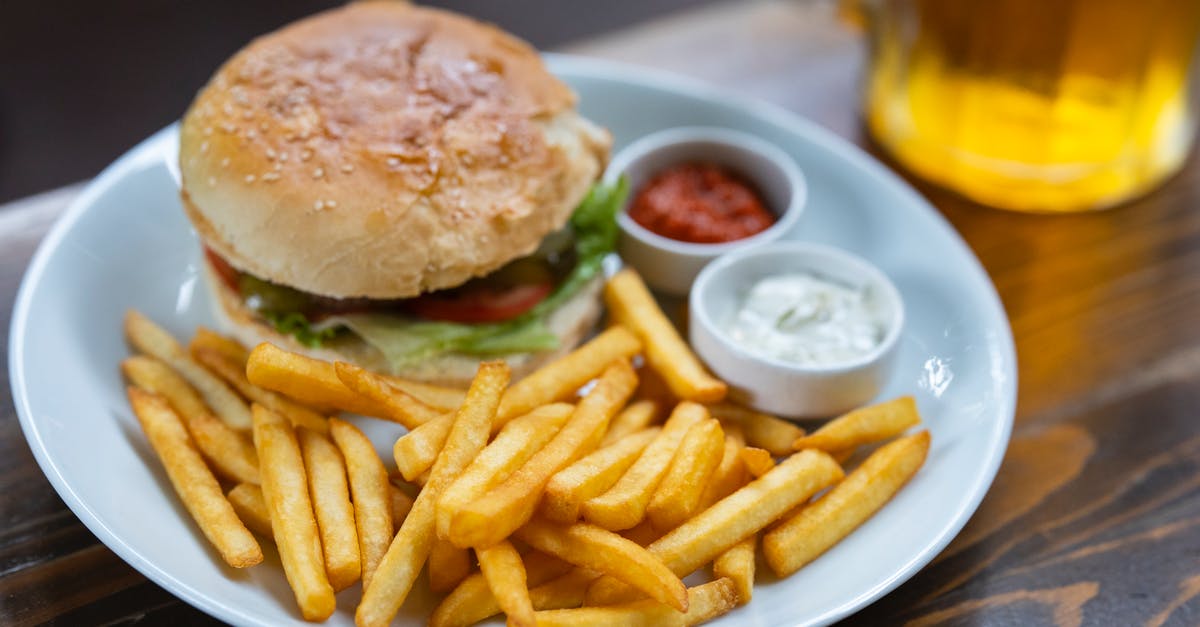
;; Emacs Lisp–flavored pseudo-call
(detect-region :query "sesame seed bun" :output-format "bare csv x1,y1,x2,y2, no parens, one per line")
178,1,611,299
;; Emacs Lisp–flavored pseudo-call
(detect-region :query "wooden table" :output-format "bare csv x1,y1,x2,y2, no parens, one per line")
3,1,1198,624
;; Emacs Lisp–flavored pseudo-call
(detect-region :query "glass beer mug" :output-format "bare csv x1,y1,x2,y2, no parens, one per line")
858,0,1200,212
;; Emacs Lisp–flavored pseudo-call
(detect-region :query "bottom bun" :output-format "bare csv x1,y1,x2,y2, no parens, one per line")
203,263,604,387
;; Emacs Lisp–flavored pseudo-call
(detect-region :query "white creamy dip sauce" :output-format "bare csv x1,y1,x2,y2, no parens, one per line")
725,273,885,366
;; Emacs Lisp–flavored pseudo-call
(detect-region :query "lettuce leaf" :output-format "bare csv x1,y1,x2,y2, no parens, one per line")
293,178,628,366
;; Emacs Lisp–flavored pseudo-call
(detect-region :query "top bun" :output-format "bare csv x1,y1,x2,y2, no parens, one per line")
179,1,610,299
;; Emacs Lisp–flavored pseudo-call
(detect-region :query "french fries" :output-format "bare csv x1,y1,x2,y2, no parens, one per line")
335,361,444,429
708,403,804,457
252,405,335,621
122,356,260,485
647,419,725,531
438,403,574,537
393,327,641,481
587,449,844,606
329,418,393,588
739,447,776,479
357,362,508,627
445,361,637,549
246,342,397,419
713,535,756,605
430,552,576,627
125,311,253,429
514,517,687,612
542,427,659,524
537,578,738,627
194,347,330,434
429,540,474,594
583,402,708,531
602,400,660,446
189,326,250,366
765,431,930,576
120,268,933,626
226,482,273,537
605,268,726,403
477,540,535,627
298,427,361,592
127,388,262,568
792,396,921,454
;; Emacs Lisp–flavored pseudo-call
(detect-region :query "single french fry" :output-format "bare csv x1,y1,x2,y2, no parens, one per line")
125,311,252,429
429,539,474,594
357,362,508,627
792,396,921,453
765,431,930,576
246,343,396,418
514,517,687,612
587,449,843,606
189,326,250,366
438,404,574,537
195,348,330,434
538,578,738,627
430,556,583,627
394,327,641,481
696,437,750,513
709,403,804,457
445,361,638,549
226,482,273,537
605,269,726,403
713,535,756,605
297,427,361,592
389,485,415,524
477,540,535,627
602,400,660,446
122,356,259,484
647,419,725,531
381,375,466,412
251,405,334,620
582,402,708,531
335,361,444,429
328,418,393,588
127,388,262,568
542,428,660,524
739,447,776,478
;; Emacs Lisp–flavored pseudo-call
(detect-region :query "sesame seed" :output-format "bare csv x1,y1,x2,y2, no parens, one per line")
386,157,400,168
279,152,289,162
314,200,325,210
220,158,230,168
341,163,354,173
259,122,269,132
273,162,283,171
222,103,234,115
244,174,256,183
301,150,313,162
246,129,258,140
242,110,254,120
312,167,324,178
325,200,337,208
266,148,277,160
262,172,280,181
200,141,209,154
203,127,213,136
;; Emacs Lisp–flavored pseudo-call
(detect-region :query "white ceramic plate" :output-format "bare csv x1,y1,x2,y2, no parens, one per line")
8,55,1016,627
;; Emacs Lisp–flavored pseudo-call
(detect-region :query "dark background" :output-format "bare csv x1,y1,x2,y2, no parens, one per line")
0,0,714,203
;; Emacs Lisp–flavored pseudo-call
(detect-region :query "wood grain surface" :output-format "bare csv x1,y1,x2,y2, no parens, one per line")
3,1,1199,625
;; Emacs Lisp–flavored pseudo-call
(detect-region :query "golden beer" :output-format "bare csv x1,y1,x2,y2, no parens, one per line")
861,0,1200,212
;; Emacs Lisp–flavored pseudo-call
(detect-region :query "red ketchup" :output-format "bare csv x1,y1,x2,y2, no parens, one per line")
627,163,776,244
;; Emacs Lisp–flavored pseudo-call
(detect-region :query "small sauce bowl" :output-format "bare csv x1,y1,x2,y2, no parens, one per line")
605,127,807,295
689,242,905,419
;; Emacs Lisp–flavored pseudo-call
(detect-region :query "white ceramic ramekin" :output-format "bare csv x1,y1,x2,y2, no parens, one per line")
689,242,905,419
605,127,807,295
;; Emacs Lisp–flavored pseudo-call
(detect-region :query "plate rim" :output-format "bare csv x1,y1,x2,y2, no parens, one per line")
8,53,1016,627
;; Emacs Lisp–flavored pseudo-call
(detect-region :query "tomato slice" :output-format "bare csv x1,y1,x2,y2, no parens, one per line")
407,282,553,323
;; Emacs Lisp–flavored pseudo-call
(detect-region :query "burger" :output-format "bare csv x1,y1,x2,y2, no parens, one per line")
177,2,621,386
